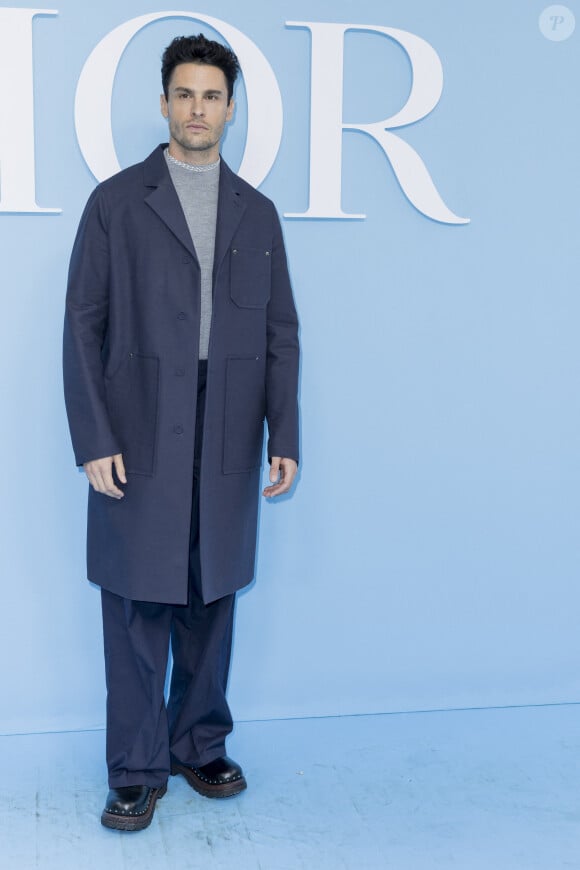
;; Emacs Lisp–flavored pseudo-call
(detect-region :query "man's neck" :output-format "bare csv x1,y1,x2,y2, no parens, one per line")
165,149,220,173
167,142,220,166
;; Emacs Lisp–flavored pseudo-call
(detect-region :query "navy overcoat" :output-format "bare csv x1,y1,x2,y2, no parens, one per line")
63,145,299,605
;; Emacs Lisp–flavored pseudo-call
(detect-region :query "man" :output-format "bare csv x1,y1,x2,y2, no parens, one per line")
63,34,299,832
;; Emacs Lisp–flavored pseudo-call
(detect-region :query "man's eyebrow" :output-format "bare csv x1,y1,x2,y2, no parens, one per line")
172,86,225,95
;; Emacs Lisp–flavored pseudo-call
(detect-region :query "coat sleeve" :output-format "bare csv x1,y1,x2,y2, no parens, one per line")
265,206,300,463
63,187,122,466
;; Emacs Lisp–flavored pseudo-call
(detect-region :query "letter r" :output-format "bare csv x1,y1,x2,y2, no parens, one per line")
285,21,469,225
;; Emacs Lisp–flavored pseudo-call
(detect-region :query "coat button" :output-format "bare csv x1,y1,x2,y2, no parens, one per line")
175,367,185,377
177,312,187,320
174,425,184,435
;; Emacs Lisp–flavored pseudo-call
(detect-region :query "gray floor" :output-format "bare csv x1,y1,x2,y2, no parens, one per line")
1,704,578,869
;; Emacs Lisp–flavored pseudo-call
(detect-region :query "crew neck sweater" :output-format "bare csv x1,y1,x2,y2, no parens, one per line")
165,152,220,360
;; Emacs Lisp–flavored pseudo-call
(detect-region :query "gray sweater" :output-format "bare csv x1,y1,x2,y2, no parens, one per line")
165,151,220,360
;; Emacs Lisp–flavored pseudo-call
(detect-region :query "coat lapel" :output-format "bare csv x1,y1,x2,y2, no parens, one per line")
143,145,197,260
141,146,247,273
213,160,247,283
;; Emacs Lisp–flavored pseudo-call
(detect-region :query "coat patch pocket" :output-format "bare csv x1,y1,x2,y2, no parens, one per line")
223,355,266,474
230,247,271,309
106,353,160,476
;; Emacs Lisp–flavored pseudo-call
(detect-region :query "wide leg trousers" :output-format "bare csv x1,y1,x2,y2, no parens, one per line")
100,361,236,789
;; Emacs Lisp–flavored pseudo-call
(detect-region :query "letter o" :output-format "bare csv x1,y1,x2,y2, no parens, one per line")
74,11,283,186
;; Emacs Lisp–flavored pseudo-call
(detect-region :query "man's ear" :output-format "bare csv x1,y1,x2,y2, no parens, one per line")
160,93,168,119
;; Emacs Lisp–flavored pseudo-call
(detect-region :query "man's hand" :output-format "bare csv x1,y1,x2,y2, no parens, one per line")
262,457,298,498
84,454,127,499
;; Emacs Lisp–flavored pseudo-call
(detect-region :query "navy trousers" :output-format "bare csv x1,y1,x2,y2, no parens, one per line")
100,361,236,789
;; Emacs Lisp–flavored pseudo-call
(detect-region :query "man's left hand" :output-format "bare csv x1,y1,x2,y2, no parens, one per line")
262,457,298,498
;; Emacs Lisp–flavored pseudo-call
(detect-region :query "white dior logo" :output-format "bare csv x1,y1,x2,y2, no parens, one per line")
0,8,469,224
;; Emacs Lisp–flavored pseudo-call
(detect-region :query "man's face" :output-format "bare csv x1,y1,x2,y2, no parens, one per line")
160,62,234,164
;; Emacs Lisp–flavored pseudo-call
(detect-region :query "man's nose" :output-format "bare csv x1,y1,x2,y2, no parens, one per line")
190,98,204,116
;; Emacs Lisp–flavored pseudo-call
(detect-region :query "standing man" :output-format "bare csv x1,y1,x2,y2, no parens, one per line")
63,34,299,831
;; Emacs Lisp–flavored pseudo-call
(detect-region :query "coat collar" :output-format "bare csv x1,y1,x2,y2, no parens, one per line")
143,144,246,272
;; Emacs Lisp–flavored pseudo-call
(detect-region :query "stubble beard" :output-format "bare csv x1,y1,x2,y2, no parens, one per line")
170,120,221,155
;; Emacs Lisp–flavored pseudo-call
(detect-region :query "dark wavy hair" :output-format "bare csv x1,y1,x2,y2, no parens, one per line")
161,34,240,102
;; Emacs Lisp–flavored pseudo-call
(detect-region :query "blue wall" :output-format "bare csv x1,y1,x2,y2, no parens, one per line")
1,0,578,733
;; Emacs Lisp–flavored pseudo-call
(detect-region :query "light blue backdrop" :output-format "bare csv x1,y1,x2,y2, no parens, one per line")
0,0,578,734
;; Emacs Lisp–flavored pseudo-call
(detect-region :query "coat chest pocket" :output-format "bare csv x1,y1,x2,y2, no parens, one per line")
106,353,160,476
230,247,271,309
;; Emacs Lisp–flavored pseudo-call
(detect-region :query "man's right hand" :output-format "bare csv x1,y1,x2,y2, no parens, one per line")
83,454,127,499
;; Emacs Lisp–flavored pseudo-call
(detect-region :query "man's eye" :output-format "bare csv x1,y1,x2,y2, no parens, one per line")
178,93,190,99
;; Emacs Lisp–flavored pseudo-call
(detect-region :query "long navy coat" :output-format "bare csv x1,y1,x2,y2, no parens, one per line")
63,145,299,605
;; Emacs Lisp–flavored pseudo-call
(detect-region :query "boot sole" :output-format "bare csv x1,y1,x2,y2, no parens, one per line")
171,762,247,799
101,784,167,831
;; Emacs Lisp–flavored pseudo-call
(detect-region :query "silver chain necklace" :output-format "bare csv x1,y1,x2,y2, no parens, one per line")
165,148,220,173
